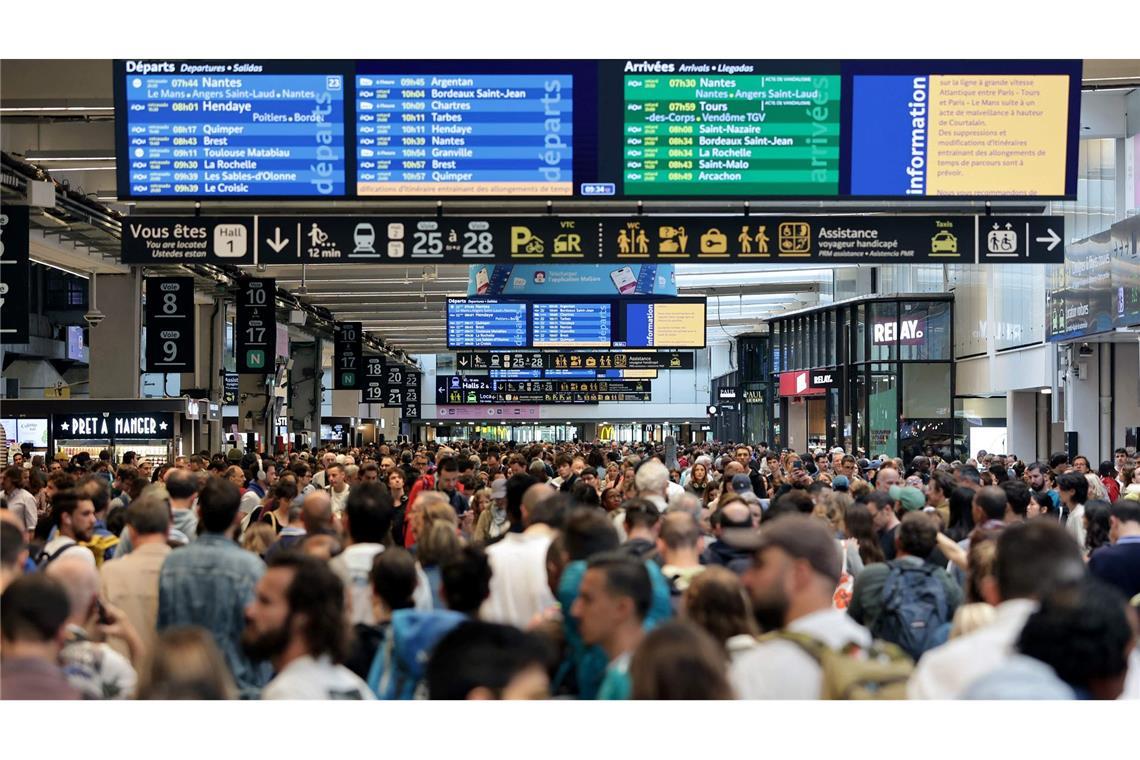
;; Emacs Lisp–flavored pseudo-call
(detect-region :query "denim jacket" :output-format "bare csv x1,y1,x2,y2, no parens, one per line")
156,533,271,697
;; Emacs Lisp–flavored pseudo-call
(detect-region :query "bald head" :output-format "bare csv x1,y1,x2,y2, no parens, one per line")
719,500,753,530
301,490,333,533
973,485,1008,522
723,461,746,478
521,482,553,527
45,555,99,624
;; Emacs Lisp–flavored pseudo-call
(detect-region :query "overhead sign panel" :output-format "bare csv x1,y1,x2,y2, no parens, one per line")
235,277,275,374
122,215,1064,266
144,277,195,372
333,322,363,389
53,412,175,441
0,206,30,344
363,356,386,403
116,61,347,198
458,351,691,371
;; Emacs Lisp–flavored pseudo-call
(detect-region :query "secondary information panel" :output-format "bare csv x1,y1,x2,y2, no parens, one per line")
447,299,528,348
121,63,346,197
356,74,573,196
532,303,611,348
623,70,841,196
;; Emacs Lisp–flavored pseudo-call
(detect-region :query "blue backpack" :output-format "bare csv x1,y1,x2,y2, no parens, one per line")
871,561,952,661
366,608,466,699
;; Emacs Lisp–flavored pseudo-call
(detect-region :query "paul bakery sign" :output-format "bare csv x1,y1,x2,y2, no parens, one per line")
53,413,175,440
778,371,832,397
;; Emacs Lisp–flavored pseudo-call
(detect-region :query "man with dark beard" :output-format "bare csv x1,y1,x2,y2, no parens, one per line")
242,552,374,700
728,514,874,699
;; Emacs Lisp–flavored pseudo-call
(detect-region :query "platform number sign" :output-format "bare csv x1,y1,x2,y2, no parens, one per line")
363,356,386,402
383,363,404,407
236,278,276,374
145,277,195,372
402,370,421,419
334,322,363,390
0,206,30,344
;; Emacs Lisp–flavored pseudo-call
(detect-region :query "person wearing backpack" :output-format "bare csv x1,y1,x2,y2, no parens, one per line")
847,512,962,661
729,514,914,699
38,489,97,569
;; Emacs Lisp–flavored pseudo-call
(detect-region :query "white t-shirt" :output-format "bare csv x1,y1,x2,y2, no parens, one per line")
329,543,384,625
262,654,375,700
328,485,350,513
480,529,556,628
4,487,38,532
729,608,873,699
42,536,96,567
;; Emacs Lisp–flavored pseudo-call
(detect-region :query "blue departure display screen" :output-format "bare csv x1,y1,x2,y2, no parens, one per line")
532,303,611,348
355,74,573,197
119,63,347,197
446,299,528,348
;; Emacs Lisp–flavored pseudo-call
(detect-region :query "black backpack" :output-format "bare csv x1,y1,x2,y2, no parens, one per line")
870,561,952,661
35,542,77,570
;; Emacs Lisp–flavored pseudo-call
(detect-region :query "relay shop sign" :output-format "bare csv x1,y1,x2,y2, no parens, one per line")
122,215,1066,266
53,412,175,440
145,277,195,372
873,318,926,345
0,206,30,344
778,370,829,397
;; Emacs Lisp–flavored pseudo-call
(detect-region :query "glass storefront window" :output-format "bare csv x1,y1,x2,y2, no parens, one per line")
868,364,898,458
898,301,951,360
902,364,952,418
870,302,898,361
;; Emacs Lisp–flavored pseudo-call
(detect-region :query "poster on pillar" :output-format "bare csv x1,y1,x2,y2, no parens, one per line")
383,363,404,408
144,277,196,373
333,322,363,390
362,356,386,403
236,278,276,374
467,264,677,296
0,205,30,344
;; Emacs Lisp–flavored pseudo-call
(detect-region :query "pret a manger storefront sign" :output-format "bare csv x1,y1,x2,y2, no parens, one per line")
53,413,175,440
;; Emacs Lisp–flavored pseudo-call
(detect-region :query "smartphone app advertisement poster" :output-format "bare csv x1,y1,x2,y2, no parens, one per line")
468,264,676,296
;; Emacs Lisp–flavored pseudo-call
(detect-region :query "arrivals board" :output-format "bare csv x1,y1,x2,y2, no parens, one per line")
116,61,346,197
116,60,1080,201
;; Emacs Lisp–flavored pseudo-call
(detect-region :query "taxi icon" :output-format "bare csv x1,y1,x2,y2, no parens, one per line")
931,230,958,253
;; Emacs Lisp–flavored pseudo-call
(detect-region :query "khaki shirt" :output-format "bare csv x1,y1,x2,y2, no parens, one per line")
100,542,171,660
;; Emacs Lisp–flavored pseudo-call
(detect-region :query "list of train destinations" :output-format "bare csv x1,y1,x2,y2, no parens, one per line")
447,299,528,348
532,303,611,348
355,73,574,196
623,66,841,196
122,63,347,196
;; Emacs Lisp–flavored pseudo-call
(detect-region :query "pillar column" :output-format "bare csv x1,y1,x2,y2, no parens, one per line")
88,272,142,398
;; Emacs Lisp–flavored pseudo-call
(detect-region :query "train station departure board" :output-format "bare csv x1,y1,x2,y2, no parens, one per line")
115,60,1080,200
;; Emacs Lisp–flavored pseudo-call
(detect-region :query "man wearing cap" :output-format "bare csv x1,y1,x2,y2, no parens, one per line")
831,475,850,493
890,484,927,516
729,514,874,699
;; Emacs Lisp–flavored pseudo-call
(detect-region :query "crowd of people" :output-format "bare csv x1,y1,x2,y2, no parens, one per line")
1,438,1138,700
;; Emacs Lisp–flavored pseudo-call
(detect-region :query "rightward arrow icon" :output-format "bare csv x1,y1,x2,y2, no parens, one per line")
266,227,290,253
1036,228,1062,251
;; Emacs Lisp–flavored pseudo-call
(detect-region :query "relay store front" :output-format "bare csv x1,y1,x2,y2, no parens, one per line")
770,295,955,461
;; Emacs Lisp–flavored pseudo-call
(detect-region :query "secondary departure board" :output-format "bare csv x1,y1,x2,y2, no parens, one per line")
119,62,346,196
622,71,841,196
532,303,611,348
355,73,573,196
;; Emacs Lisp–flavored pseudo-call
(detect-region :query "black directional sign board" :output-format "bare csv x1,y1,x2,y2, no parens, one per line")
121,217,255,264
333,322,363,390
223,372,240,404
236,278,275,374
383,363,405,408
402,373,421,421
456,351,693,372
1,206,31,343
122,215,1066,266
144,276,195,372
435,376,651,405
363,356,386,403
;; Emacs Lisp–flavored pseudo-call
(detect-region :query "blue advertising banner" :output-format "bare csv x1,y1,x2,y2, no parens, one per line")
467,264,676,296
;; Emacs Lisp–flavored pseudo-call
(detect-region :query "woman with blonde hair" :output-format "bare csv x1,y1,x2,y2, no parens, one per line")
240,523,277,559
412,492,462,609
138,626,237,700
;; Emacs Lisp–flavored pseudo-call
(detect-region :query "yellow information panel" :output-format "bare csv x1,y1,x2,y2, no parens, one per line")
651,302,705,347
925,75,1070,196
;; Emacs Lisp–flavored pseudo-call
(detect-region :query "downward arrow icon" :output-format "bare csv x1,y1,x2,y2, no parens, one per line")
1035,228,1062,252
266,227,290,253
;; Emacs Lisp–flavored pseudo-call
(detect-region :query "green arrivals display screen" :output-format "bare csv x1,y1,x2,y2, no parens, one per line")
623,72,841,196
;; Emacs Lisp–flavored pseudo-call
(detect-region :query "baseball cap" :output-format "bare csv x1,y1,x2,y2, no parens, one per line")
490,479,507,500
889,485,926,512
730,473,753,493
831,475,850,491
727,515,841,585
